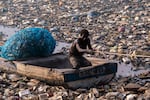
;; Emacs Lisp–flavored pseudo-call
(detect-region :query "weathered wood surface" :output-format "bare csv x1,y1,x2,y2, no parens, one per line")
15,62,65,85
0,53,118,88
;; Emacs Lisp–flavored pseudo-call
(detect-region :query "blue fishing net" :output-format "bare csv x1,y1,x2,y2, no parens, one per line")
0,27,56,60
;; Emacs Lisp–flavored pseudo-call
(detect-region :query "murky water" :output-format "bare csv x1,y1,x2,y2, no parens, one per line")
117,63,149,77
0,25,19,40
0,25,149,77
0,25,70,53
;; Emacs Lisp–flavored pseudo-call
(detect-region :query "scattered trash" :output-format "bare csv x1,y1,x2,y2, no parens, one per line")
19,89,31,97
0,0,149,99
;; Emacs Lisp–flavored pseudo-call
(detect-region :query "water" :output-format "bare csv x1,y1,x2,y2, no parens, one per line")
54,42,70,53
0,25,149,77
0,25,70,53
116,63,149,77
0,25,19,40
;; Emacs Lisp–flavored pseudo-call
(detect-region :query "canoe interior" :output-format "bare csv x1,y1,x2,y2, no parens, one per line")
16,53,73,69
15,53,112,69
14,53,117,80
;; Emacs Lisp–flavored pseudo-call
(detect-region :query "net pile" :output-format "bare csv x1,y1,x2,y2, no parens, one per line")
0,27,56,60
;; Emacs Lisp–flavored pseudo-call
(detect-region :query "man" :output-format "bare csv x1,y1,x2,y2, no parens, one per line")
69,29,93,69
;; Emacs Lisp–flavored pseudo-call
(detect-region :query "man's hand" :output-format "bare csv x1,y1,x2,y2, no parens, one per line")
86,49,95,55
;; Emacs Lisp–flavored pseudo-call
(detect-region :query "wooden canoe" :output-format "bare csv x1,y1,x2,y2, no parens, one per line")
0,53,117,89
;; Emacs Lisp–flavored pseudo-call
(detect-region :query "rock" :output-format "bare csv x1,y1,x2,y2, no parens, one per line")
49,95,63,100
38,85,50,93
97,96,107,100
2,73,7,79
7,96,19,100
76,88,88,93
87,10,99,18
145,62,150,68
27,79,40,87
144,89,150,97
89,88,99,97
38,93,49,100
50,27,60,32
105,92,120,99
122,57,131,64
118,25,125,33
137,96,145,100
33,18,40,23
75,94,86,100
106,41,116,47
138,86,148,92
110,46,118,53
8,74,21,82
17,81,27,89
53,91,68,98
144,96,150,100
4,89,14,96
125,94,138,100
21,94,38,100
124,83,141,91
87,93,97,100
18,89,31,97
144,83,150,87
71,15,80,22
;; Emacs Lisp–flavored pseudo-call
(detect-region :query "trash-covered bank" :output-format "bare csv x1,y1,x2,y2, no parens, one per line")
0,0,149,99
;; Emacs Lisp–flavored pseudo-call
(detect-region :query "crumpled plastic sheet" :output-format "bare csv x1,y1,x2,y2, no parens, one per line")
0,27,56,60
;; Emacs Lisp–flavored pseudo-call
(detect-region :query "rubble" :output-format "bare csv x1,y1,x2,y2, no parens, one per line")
0,71,149,99
0,0,149,99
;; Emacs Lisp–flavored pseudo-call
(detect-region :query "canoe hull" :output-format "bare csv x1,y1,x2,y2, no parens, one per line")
66,73,115,89
63,62,117,89
0,53,117,89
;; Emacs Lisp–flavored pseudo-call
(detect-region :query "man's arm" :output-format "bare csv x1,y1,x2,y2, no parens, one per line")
87,39,93,50
76,43,91,53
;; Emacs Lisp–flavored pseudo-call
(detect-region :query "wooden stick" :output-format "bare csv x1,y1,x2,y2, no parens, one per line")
94,51,150,58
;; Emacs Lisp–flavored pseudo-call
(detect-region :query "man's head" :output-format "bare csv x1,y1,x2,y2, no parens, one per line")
79,29,89,39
